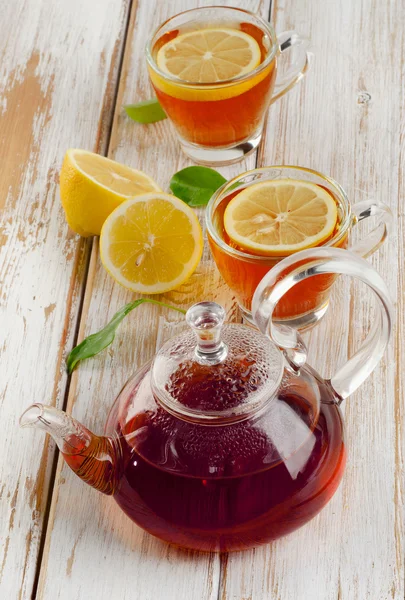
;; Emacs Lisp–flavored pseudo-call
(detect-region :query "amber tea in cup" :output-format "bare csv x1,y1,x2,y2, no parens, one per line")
207,166,392,329
146,7,310,165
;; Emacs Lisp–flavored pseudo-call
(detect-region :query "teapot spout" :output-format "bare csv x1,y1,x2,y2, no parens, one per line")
20,403,119,495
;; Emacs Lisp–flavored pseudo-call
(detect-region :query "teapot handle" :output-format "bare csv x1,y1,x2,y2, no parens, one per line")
252,247,393,401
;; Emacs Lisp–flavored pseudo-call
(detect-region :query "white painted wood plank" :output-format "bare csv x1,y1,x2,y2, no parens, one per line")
0,1,130,598
222,0,404,598
36,1,271,599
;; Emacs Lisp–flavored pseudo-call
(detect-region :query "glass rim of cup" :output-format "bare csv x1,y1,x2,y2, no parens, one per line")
205,165,353,263
145,6,278,89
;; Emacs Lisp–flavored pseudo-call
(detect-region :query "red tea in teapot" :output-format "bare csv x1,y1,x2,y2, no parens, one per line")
112,372,346,552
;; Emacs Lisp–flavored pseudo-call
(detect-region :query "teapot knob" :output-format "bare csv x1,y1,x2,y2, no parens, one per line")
186,302,229,366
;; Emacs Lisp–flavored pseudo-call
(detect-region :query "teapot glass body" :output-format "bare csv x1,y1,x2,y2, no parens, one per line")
102,358,345,552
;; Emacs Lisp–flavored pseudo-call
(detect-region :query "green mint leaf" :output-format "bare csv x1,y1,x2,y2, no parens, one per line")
124,99,167,124
170,166,227,207
66,299,186,374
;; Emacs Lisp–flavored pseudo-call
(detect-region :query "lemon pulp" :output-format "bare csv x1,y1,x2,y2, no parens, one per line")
223,180,338,256
100,193,203,294
156,28,261,83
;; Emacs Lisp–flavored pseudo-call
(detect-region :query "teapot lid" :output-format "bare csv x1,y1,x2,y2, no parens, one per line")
151,302,283,423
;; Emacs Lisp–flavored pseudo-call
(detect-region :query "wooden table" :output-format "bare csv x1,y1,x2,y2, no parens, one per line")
1,0,404,598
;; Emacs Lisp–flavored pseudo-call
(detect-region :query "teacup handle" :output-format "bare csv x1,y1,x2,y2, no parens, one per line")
348,200,393,257
252,247,393,401
271,31,311,103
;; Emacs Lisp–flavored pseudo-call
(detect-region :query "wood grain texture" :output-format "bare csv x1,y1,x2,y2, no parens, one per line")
36,1,271,599
222,0,405,598
0,1,130,598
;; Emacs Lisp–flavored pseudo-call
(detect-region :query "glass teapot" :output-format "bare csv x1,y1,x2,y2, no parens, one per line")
20,248,392,552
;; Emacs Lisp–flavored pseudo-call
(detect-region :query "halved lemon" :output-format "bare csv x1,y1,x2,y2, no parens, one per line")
224,180,338,256
60,149,162,237
156,28,261,83
100,193,203,294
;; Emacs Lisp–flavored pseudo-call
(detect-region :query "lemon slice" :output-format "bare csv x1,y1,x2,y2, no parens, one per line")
100,193,203,294
156,28,261,83
60,149,162,237
224,180,338,256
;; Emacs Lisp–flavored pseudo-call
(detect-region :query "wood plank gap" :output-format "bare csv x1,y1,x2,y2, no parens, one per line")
216,553,229,600
31,3,134,598
217,1,276,597
54,0,138,398
255,0,275,171
96,0,135,158
35,242,102,600
29,239,93,600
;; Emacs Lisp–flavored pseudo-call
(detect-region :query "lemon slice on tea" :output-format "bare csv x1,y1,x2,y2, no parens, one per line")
100,193,203,294
60,149,162,237
224,180,338,256
156,28,261,83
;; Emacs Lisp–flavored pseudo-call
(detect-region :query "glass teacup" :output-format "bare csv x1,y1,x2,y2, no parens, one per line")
146,7,310,166
206,166,392,329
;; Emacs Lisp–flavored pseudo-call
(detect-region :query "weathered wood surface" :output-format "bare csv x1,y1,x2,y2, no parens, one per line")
0,1,130,598
1,0,403,598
